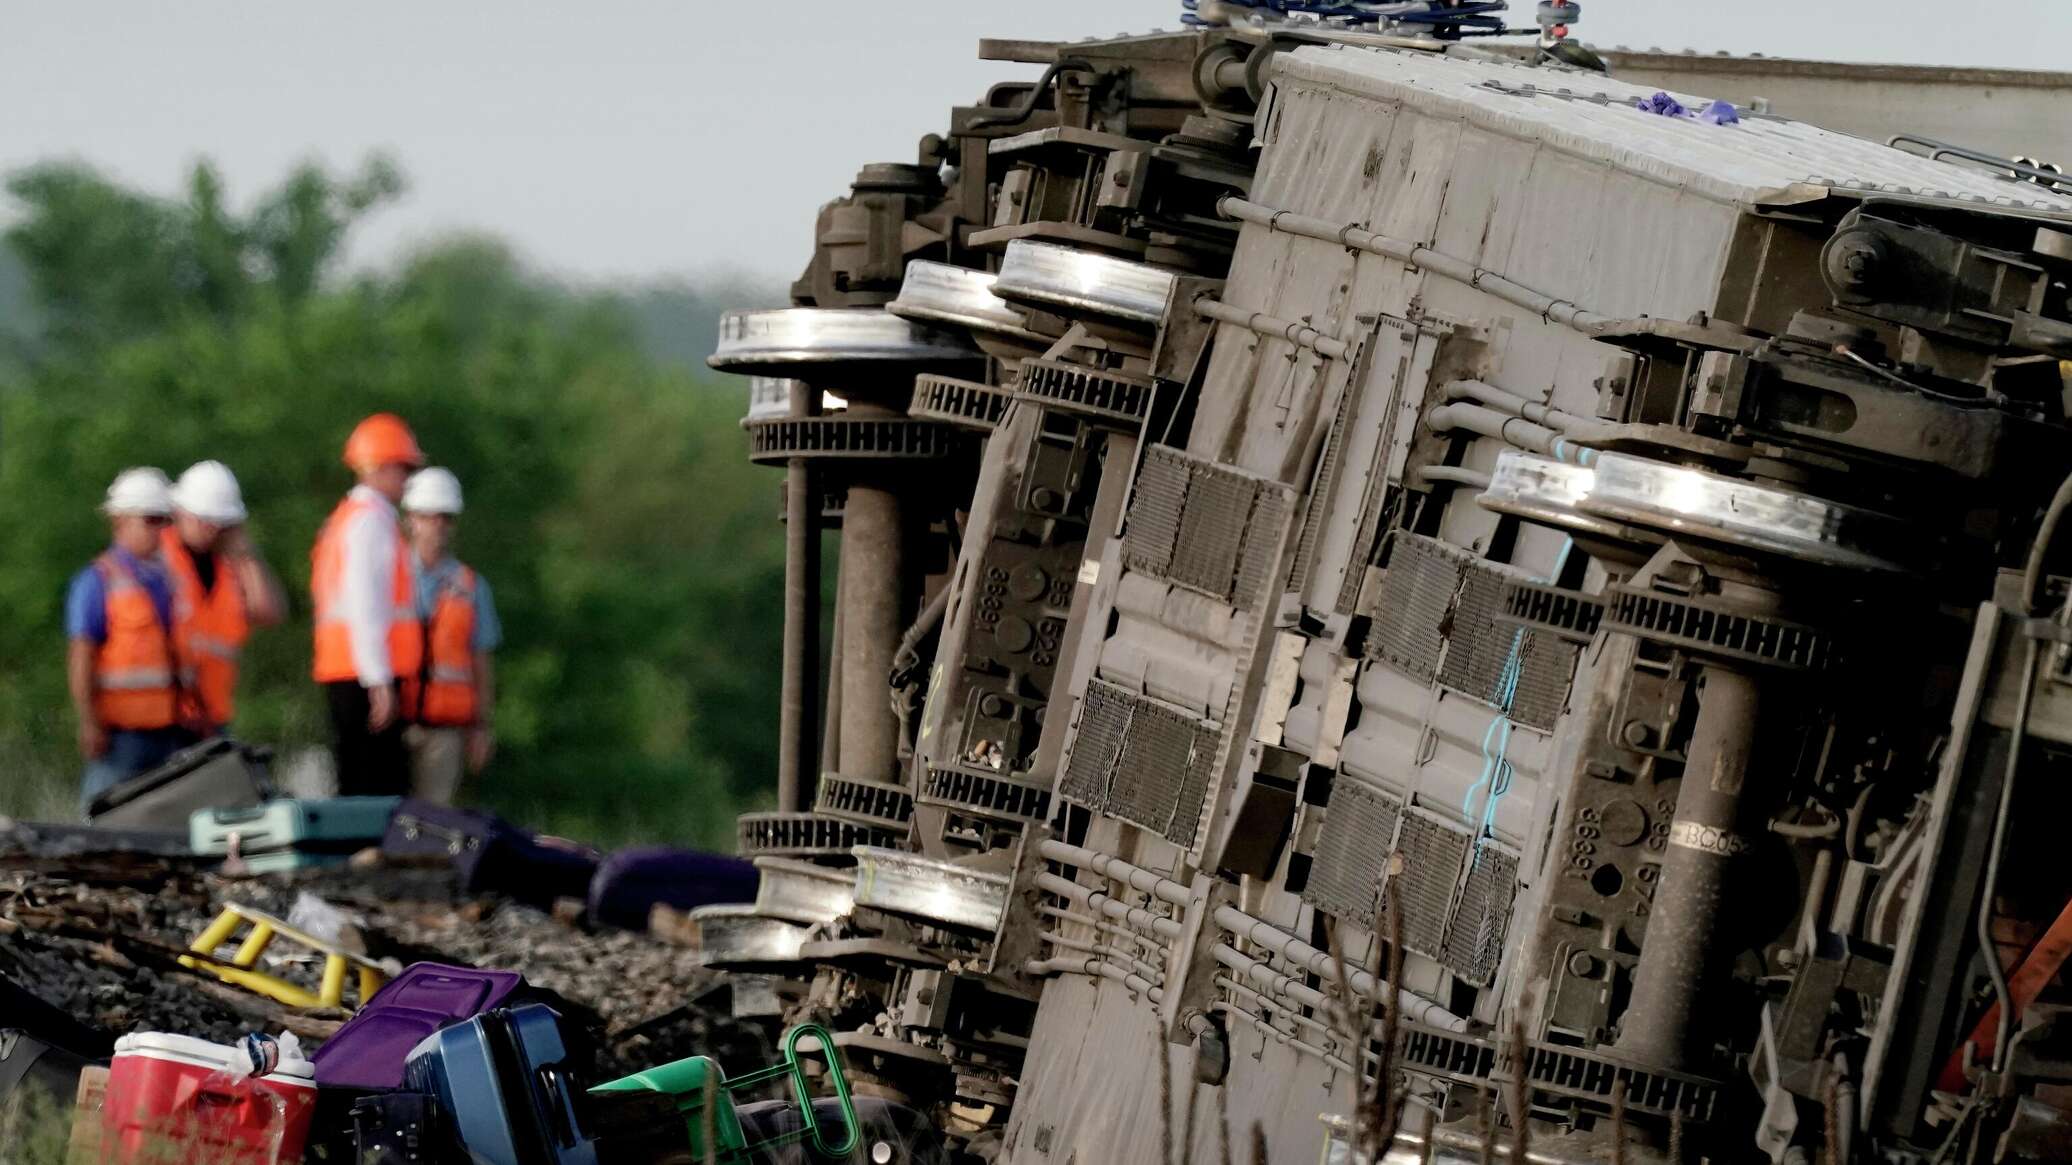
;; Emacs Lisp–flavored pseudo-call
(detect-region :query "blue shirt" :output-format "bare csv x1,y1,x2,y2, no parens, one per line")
64,548,174,644
412,557,502,653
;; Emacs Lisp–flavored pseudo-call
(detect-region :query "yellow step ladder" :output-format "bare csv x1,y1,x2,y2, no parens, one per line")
180,901,389,1009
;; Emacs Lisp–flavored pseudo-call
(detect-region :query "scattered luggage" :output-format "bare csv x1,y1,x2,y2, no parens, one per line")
587,846,760,932
190,795,400,872
313,962,525,1090
588,1023,857,1164
350,1090,444,1165
87,736,272,830
382,800,599,908
102,1031,317,1165
402,1003,600,1165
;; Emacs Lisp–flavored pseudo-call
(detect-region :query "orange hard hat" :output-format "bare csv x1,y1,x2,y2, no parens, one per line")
342,413,425,471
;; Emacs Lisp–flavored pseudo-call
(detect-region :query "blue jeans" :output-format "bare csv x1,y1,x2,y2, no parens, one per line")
80,727,197,816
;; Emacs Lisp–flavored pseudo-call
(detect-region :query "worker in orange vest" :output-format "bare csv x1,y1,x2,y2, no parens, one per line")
66,468,190,813
311,414,426,795
399,467,501,804
163,461,288,736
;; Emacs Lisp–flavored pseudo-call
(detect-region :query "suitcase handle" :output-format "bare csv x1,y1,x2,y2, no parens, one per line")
534,1066,581,1148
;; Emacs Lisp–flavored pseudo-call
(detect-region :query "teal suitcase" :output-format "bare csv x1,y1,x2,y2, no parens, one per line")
242,850,352,874
190,797,401,859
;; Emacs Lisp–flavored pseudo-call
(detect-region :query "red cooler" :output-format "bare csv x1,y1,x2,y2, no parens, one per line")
102,1032,317,1165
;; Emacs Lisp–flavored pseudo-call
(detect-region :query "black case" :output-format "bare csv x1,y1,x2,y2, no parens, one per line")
0,1030,92,1128
351,1091,445,1165
85,736,272,829
382,800,597,907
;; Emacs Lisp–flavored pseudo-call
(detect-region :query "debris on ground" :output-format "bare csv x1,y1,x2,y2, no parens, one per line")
0,841,770,1080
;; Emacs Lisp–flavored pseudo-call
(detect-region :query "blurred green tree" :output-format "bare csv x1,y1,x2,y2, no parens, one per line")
0,158,782,845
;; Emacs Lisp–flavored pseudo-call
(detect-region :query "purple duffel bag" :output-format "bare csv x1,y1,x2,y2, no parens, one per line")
586,846,759,931
312,962,524,1089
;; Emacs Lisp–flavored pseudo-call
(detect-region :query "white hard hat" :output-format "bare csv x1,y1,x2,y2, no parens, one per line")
170,460,248,524
102,467,173,517
402,467,464,515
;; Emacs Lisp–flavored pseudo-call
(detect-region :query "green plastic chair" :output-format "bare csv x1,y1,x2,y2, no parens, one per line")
590,1022,859,1162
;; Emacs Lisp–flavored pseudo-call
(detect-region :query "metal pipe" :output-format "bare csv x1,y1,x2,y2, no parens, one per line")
1036,903,1168,957
1412,466,1493,491
1213,905,1468,1031
1038,871,1184,940
1616,664,1762,1070
1443,379,1609,438
1425,402,1597,466
1037,839,1193,907
1979,637,2039,1074
1023,955,1166,1002
835,402,907,781
779,382,822,813
1887,134,2070,188
1381,1127,1593,1165
1040,930,1166,983
1215,1001,1358,1076
1218,196,1640,338
1213,944,1334,1014
820,598,843,779
1215,973,1337,1045
1193,296,1354,360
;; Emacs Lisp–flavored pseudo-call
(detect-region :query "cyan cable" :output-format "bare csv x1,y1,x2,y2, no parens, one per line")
1462,536,1573,844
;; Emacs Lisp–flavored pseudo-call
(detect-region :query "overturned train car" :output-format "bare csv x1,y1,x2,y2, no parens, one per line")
703,27,2072,1165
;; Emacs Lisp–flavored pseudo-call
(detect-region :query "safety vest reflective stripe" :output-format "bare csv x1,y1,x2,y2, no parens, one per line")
313,602,415,625
429,666,473,683
186,634,242,660
99,667,176,689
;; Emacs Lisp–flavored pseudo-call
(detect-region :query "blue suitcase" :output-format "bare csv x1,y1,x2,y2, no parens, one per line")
402,1003,599,1165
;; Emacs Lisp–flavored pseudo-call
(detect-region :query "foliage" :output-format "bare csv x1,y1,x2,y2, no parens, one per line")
0,158,787,846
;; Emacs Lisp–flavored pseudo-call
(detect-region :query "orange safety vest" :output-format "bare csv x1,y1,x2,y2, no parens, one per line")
160,527,250,732
406,563,480,727
91,553,179,731
310,493,424,692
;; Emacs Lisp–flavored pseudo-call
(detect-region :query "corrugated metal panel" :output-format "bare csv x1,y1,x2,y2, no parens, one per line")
1442,844,1520,988
1060,680,1134,811
1059,678,1224,847
1437,557,1578,732
1364,533,1469,684
1302,777,1403,928
1277,47,2072,216
1121,446,1189,579
1390,811,1472,961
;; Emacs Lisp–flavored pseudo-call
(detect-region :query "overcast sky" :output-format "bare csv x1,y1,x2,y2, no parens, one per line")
5,1,2070,285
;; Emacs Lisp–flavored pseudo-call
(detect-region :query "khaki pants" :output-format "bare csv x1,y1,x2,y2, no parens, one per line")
404,725,467,805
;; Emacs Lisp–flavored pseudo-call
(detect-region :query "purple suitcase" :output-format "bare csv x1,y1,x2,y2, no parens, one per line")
382,800,599,907
312,962,524,1089
586,846,760,932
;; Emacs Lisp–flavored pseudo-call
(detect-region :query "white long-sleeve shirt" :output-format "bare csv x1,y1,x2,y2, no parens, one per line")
337,484,400,687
